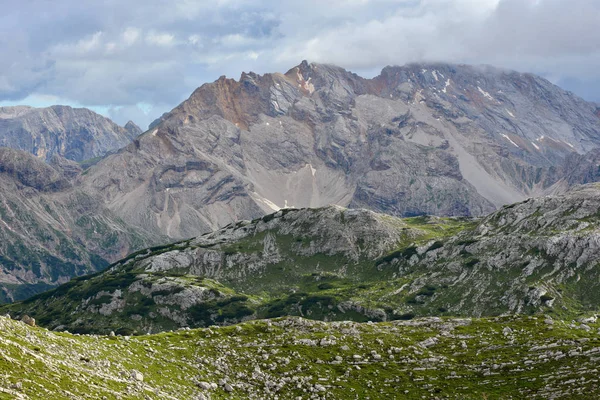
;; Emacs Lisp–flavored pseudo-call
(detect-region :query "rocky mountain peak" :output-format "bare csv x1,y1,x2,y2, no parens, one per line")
80,61,600,240
0,105,138,162
124,120,143,136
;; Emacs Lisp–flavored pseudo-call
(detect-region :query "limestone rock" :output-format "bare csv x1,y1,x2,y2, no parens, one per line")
21,315,35,327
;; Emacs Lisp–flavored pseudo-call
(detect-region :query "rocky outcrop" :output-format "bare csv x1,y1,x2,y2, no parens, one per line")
376,183,600,317
83,61,600,239
3,206,427,332
0,105,137,162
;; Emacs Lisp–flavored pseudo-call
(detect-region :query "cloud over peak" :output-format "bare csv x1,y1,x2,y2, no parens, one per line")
1,0,599,128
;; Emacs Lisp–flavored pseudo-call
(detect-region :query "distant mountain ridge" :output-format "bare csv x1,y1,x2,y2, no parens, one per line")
0,105,138,162
0,147,163,302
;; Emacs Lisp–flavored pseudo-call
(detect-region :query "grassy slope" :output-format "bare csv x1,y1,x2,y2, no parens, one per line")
0,315,598,399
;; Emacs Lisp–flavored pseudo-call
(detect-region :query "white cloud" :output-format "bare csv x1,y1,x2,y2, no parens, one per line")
146,31,175,47
123,27,141,46
188,34,202,46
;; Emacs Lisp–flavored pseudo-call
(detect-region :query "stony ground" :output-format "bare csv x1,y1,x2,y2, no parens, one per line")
1,315,599,399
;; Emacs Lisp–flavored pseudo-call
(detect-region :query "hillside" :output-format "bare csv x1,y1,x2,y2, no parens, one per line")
6,184,600,335
80,61,600,239
0,147,163,302
0,105,138,162
0,314,598,399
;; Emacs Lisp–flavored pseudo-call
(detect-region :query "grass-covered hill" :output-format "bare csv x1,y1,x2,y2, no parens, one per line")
4,184,600,335
0,314,599,399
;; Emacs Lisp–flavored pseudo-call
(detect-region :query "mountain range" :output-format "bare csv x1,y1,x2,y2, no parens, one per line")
0,105,140,162
2,61,600,400
2,61,600,301
82,61,600,239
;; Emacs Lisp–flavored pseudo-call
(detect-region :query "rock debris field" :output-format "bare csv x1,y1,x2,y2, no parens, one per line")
0,314,599,399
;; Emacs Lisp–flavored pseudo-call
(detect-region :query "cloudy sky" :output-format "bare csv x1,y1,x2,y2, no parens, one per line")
1,0,599,129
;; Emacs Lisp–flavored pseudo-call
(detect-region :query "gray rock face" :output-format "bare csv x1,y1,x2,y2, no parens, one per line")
379,183,600,317
141,206,413,282
124,121,143,137
0,105,137,162
544,148,600,192
83,61,600,239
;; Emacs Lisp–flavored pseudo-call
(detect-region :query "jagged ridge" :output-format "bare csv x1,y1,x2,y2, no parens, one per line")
83,61,600,240
0,105,138,162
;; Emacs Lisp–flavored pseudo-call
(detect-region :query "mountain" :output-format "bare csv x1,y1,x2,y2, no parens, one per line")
0,147,163,302
7,183,600,334
543,147,600,192
1,314,599,399
0,105,138,162
3,61,600,302
80,61,600,239
124,120,143,137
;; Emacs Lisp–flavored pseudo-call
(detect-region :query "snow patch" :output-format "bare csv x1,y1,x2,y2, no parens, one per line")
502,134,520,148
421,69,428,74
506,109,516,118
564,141,575,148
531,141,540,150
271,100,281,113
432,70,439,82
151,129,158,136
478,86,494,101
442,79,451,93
